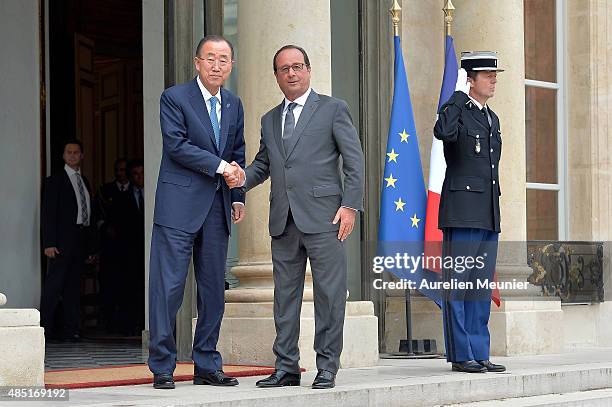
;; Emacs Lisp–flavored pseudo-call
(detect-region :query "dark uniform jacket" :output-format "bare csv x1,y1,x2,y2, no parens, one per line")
433,90,502,232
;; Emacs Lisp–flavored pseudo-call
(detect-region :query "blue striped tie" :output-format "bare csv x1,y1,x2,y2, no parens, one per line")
209,96,220,149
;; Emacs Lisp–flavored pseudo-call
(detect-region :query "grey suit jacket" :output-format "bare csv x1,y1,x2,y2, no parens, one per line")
244,90,364,237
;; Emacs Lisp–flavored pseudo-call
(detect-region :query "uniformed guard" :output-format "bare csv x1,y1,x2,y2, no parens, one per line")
433,51,506,373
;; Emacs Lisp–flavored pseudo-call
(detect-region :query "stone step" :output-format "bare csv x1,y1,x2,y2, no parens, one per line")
449,388,612,406
67,362,612,407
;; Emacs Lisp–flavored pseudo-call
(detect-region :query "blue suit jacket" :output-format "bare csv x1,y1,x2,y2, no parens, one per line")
153,78,246,234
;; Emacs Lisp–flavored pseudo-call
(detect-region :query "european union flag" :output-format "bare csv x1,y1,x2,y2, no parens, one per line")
378,35,440,303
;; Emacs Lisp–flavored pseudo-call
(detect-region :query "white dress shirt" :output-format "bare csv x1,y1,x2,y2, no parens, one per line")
468,95,492,127
468,94,486,111
64,164,91,226
281,87,312,134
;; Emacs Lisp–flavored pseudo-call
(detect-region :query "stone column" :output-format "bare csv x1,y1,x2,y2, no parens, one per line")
451,0,526,242
142,0,165,352
215,0,378,370
453,0,562,355
566,0,612,347
405,0,563,356
224,0,333,304
567,0,612,244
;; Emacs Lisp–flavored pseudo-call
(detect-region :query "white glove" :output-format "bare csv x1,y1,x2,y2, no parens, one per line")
455,68,470,95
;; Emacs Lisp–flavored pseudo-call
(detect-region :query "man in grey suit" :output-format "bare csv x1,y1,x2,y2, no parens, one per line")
243,45,364,389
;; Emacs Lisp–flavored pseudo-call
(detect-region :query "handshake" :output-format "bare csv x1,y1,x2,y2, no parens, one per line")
223,161,245,188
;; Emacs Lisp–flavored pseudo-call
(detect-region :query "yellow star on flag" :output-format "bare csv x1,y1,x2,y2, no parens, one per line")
394,197,406,211
410,213,421,228
386,149,399,163
384,174,398,188
399,129,410,143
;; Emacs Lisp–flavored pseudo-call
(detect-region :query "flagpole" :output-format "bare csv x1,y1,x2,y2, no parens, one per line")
387,0,417,358
390,0,401,36
443,0,455,37
378,0,440,360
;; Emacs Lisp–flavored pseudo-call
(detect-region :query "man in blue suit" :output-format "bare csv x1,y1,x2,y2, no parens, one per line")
148,35,246,389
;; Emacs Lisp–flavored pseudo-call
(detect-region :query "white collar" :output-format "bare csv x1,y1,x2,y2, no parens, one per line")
197,76,221,104
468,94,487,111
284,88,312,111
64,164,81,176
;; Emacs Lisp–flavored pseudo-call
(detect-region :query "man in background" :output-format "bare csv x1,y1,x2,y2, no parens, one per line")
41,139,95,342
94,158,130,333
123,159,145,334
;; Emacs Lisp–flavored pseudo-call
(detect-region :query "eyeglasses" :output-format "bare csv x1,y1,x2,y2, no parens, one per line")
277,63,307,74
196,56,233,68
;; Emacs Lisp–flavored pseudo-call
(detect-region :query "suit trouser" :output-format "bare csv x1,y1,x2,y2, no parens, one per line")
441,227,498,362
148,190,228,375
40,226,87,337
271,212,347,374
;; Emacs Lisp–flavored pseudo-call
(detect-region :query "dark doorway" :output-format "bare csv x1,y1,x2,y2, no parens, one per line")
48,0,143,182
45,0,145,359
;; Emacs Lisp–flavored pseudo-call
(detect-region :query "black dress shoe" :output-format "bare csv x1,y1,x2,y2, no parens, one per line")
477,360,506,372
153,373,175,389
256,370,301,388
451,360,487,373
312,369,335,389
193,370,239,386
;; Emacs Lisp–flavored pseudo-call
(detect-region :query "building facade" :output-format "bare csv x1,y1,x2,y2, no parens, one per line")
1,0,611,362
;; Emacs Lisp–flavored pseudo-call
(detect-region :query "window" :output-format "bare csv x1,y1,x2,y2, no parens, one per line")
524,0,566,240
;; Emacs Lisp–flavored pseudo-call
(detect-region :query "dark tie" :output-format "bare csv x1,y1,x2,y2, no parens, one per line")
282,102,297,153
137,188,144,212
209,96,221,149
75,173,88,225
482,107,492,127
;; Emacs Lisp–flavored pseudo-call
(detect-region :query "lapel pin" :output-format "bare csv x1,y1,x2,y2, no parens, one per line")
226,103,230,108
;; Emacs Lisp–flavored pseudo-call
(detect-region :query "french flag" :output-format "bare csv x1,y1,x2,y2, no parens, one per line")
425,35,501,306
